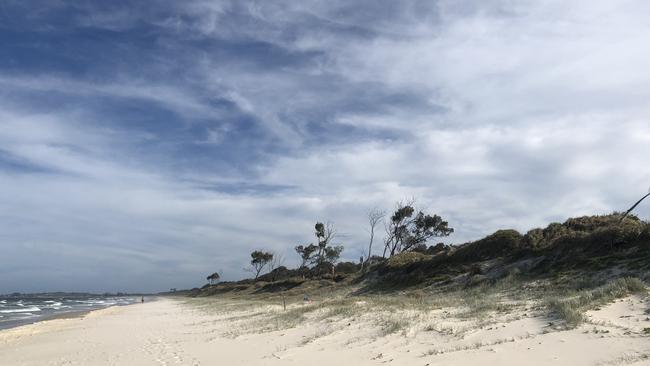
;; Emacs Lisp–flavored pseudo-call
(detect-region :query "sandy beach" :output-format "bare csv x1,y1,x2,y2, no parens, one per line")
0,295,648,366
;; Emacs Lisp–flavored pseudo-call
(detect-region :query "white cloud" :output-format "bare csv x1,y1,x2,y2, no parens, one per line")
0,76,225,121
2,0,650,292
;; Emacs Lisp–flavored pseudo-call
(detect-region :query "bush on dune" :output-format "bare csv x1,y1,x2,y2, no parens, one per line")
385,252,432,269
451,229,524,262
532,214,647,250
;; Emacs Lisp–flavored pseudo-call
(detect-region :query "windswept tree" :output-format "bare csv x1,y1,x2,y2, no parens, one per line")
294,243,318,269
314,222,336,272
365,208,385,267
206,272,220,285
383,200,453,257
249,250,274,280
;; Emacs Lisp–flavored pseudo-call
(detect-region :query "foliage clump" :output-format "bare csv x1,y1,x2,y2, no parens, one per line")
383,200,453,257
249,251,274,280
386,251,432,269
294,222,344,278
452,229,524,262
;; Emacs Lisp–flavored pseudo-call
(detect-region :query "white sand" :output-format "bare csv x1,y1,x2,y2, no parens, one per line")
0,296,649,365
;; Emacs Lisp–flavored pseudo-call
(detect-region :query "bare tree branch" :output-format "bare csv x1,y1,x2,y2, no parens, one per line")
619,186,650,222
365,207,385,265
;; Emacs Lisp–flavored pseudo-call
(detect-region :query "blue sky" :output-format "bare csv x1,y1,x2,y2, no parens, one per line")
1,1,650,293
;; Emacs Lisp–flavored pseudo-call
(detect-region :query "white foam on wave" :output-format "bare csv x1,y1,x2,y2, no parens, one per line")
84,300,116,306
0,306,41,313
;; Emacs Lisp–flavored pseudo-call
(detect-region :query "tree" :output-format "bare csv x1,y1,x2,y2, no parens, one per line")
324,245,343,276
294,222,345,277
313,222,336,274
249,250,274,280
295,243,318,268
365,208,385,268
206,272,220,285
383,200,453,257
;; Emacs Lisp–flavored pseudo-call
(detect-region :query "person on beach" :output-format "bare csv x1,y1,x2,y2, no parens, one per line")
141,296,144,304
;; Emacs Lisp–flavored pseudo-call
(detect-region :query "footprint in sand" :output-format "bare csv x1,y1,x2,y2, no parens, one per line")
143,336,200,366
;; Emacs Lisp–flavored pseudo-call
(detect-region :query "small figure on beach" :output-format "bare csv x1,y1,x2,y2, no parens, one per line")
141,296,144,304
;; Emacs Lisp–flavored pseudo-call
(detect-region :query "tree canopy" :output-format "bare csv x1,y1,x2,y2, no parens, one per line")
250,250,274,280
384,200,453,257
293,222,344,277
206,272,220,284
294,244,318,268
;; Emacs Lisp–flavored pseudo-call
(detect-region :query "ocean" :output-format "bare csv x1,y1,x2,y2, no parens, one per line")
0,296,139,330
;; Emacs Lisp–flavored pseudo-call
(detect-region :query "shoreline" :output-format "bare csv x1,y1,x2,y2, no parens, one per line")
0,309,92,332
0,297,155,333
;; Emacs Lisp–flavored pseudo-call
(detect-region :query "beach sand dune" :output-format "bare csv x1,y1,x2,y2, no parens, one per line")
0,297,649,365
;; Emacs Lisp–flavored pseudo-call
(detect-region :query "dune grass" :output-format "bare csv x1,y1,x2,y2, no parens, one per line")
184,275,647,339
544,277,647,328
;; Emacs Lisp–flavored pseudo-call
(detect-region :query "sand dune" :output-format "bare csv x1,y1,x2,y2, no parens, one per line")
0,296,648,365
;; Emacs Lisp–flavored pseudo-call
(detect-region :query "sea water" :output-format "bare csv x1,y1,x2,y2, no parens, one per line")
0,296,139,330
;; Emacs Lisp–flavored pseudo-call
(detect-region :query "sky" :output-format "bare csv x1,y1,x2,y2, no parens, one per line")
1,1,650,294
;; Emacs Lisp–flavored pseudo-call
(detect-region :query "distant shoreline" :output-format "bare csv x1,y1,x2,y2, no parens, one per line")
0,296,154,332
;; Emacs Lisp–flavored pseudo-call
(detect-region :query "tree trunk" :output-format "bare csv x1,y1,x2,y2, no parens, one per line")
366,230,374,267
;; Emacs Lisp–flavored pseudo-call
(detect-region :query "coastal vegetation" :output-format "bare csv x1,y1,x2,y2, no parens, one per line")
197,199,650,330
248,251,274,280
206,272,220,285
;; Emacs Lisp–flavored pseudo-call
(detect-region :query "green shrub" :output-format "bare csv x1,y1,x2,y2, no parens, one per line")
452,229,523,262
542,223,570,244
564,214,641,232
523,228,544,248
521,214,648,256
336,261,361,274
386,251,431,269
